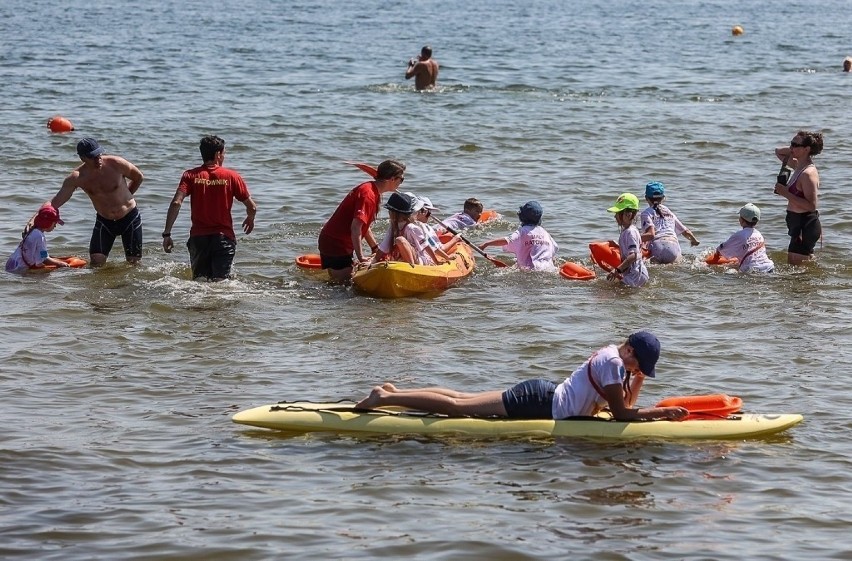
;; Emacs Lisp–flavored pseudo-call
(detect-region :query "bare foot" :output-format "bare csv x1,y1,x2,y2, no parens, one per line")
381,382,398,392
355,386,389,409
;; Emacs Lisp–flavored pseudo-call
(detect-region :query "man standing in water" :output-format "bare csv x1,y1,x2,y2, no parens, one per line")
405,45,439,90
318,159,405,282
162,135,257,281
41,138,145,266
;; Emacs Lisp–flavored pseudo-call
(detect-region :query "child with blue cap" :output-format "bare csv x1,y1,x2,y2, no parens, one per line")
640,181,700,264
478,200,558,271
356,331,689,422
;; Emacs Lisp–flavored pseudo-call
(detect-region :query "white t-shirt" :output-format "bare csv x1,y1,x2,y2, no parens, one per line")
377,222,431,265
618,225,649,287
503,225,558,272
441,212,476,232
552,344,625,419
640,204,688,240
5,229,48,273
716,227,775,273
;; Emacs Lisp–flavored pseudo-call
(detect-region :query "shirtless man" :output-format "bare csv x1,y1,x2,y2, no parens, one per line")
405,45,439,90
46,138,144,266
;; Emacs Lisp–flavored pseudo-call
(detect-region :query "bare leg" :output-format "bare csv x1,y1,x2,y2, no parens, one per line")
787,251,813,266
327,266,353,283
381,382,480,399
356,386,507,417
90,253,108,267
394,237,417,266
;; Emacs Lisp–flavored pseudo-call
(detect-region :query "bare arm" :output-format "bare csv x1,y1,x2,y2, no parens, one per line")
51,173,81,209
351,218,367,262
241,196,257,234
479,238,508,250
162,190,186,253
603,383,688,421
405,59,420,80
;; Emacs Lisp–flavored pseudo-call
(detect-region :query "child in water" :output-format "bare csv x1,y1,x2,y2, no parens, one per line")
607,193,649,287
640,181,699,263
710,203,774,273
479,200,558,272
438,197,484,233
6,204,69,273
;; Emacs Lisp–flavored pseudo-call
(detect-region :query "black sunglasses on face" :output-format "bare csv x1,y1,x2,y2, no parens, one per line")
790,140,807,148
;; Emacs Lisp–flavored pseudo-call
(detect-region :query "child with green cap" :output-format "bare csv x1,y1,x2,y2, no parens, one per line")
607,193,649,287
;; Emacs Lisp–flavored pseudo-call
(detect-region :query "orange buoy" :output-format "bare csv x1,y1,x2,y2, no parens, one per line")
295,254,323,270
477,209,501,223
655,394,743,416
589,240,622,271
47,115,74,133
731,25,744,36
705,253,738,266
559,261,595,281
28,256,88,273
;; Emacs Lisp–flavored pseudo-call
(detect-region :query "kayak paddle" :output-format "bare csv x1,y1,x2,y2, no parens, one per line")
431,216,509,268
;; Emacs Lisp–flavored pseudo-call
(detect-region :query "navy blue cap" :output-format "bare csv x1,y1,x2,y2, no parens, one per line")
628,331,660,378
384,191,417,214
518,200,543,226
76,138,105,159
645,181,665,199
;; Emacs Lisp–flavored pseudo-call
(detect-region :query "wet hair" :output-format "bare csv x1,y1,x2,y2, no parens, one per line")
376,159,406,180
649,197,666,218
796,130,824,156
421,45,432,59
463,197,483,214
199,135,225,162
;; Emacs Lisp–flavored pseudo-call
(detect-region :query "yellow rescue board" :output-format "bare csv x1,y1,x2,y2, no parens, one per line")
233,402,803,440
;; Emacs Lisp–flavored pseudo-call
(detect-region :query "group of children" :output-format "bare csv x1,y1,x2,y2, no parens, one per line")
7,182,774,284
449,180,773,287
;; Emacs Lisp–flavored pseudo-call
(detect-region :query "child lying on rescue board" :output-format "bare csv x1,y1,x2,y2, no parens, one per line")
356,331,688,422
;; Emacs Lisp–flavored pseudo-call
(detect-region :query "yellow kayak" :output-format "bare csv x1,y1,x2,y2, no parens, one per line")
233,401,804,440
352,242,475,298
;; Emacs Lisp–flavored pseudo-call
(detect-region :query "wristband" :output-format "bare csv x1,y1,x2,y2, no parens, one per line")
162,232,171,238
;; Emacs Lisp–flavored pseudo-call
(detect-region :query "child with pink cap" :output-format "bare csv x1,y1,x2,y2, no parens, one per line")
6,204,69,273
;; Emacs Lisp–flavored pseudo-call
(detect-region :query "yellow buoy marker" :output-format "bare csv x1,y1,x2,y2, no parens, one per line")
732,25,744,36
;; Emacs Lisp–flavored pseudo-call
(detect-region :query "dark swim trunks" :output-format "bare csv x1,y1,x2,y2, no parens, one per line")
320,253,354,271
785,210,821,255
89,207,143,259
501,379,557,419
187,234,237,280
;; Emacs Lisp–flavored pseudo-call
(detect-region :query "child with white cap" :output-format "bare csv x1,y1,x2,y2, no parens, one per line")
607,193,649,287
408,194,461,265
6,204,70,273
478,200,558,272
709,203,774,273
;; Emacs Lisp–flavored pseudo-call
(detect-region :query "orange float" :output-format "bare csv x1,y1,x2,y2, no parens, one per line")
477,209,500,223
295,254,323,270
705,252,738,266
47,115,74,133
655,394,743,417
559,261,595,281
589,240,622,272
344,161,378,178
28,256,87,273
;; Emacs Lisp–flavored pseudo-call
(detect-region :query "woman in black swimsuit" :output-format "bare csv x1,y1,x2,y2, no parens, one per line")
774,130,823,266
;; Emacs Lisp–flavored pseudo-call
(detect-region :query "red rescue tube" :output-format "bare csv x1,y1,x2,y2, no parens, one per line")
559,261,595,280
477,209,500,223
705,253,738,265
295,254,323,270
655,394,743,416
589,240,621,271
47,115,75,133
28,256,87,273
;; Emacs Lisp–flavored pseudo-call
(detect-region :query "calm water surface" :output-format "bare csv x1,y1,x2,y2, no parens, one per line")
1,0,851,559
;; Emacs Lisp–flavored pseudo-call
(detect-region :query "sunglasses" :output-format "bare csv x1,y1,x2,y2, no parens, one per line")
790,140,807,148
396,176,405,183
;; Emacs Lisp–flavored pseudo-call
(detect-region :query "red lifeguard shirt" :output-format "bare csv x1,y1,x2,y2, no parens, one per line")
318,181,380,256
178,163,251,240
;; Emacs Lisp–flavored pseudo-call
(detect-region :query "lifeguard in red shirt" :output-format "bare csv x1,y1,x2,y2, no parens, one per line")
162,135,257,281
318,159,406,282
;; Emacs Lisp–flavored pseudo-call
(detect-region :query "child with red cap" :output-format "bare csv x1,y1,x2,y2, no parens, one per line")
6,205,70,273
